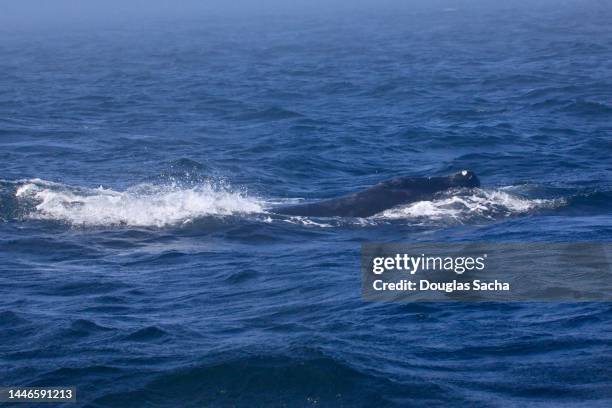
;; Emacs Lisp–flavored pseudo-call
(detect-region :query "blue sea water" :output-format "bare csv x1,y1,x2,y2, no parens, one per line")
1,1,612,406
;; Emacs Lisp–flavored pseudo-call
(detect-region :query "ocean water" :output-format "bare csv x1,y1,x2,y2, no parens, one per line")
1,1,612,406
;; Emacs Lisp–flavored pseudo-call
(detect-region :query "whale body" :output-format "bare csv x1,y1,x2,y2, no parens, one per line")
274,170,480,218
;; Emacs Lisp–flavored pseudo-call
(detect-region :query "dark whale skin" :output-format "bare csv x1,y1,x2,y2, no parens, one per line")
274,170,480,218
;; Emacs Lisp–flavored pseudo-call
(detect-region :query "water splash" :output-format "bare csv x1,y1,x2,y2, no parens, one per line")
15,179,263,227
376,189,563,223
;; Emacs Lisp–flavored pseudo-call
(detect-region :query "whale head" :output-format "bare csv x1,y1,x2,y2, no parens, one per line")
449,170,480,188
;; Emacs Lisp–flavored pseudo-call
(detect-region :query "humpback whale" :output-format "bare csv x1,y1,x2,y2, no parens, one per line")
274,170,480,218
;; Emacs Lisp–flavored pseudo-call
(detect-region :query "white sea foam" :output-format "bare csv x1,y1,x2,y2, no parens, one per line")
376,189,562,222
15,179,263,227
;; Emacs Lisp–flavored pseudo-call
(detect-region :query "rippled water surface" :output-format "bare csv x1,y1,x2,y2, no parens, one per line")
1,1,611,406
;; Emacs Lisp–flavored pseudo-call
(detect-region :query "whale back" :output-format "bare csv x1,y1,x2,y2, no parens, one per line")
273,171,479,218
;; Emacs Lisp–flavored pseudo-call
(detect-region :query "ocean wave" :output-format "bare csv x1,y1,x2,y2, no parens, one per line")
91,352,403,408
14,179,263,227
233,106,303,121
561,100,612,115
